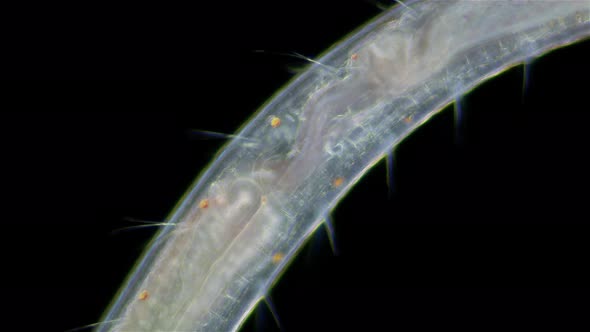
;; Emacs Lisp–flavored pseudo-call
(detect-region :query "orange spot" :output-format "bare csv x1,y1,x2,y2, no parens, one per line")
199,199,209,209
403,115,414,124
270,116,281,128
351,53,358,61
332,177,344,188
261,195,267,204
138,290,149,301
272,253,284,264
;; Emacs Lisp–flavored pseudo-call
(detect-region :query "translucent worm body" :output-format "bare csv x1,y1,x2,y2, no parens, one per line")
96,1,590,331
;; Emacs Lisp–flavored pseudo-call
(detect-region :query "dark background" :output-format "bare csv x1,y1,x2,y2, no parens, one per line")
1,1,589,331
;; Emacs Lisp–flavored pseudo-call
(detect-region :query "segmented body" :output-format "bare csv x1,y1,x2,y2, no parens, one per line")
97,2,590,331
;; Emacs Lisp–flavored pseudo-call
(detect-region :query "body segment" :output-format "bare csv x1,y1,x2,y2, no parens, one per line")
97,2,590,331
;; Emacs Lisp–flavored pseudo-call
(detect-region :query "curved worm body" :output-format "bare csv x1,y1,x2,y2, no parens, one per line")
97,1,590,331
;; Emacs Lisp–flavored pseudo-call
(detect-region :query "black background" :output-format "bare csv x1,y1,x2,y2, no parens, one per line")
1,1,589,331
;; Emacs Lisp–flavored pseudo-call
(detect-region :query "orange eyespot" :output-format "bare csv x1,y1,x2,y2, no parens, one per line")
403,115,414,124
138,290,149,301
261,195,267,204
199,199,209,209
270,116,281,128
332,177,344,188
272,253,284,264
351,53,358,61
